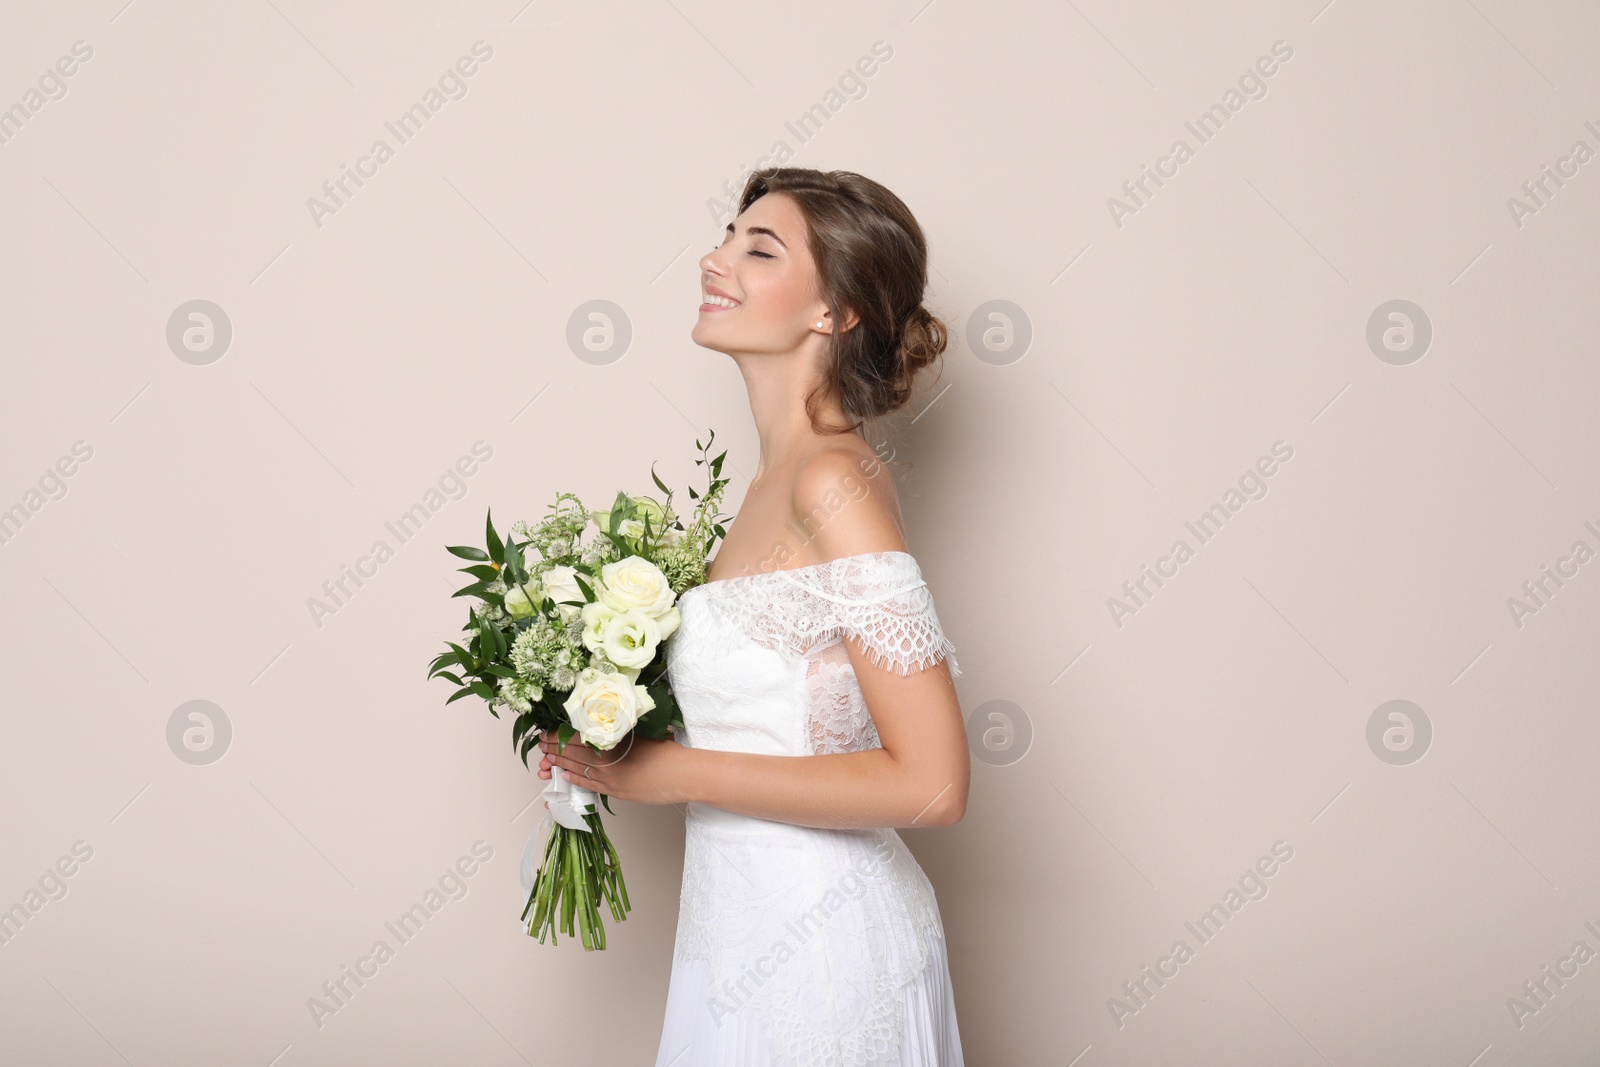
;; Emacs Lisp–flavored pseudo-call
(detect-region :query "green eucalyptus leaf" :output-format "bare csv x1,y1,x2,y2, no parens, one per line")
513,713,537,746
486,509,504,564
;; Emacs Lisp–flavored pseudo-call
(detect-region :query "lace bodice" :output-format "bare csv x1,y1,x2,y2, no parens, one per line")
662,550,961,1067
668,549,961,758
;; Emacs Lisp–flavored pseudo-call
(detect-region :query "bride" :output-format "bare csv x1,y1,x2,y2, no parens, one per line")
536,167,968,1066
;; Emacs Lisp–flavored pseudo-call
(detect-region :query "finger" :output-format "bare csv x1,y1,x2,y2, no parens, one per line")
553,752,602,787
546,749,589,777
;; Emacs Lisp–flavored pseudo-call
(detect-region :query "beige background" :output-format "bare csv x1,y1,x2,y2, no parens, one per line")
2,0,1599,1064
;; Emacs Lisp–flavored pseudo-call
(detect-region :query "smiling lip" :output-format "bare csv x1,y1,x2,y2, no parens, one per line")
700,284,740,312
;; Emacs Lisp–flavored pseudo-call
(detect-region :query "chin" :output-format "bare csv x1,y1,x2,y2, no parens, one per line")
689,321,728,354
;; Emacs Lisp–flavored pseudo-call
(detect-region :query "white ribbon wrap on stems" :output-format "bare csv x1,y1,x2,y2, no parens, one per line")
519,763,598,892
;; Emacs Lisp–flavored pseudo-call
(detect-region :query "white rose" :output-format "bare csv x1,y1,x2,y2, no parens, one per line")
503,581,536,619
579,600,619,653
598,556,677,618
594,496,670,539
540,565,587,622
562,666,656,750
600,611,662,669
633,495,670,526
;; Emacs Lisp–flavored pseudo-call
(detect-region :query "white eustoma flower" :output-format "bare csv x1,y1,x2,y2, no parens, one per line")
579,599,620,653
600,611,662,669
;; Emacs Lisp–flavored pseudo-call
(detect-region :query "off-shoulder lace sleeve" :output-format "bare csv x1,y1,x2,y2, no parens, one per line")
805,551,961,679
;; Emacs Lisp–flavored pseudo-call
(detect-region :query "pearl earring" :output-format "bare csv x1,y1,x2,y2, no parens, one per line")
816,321,824,328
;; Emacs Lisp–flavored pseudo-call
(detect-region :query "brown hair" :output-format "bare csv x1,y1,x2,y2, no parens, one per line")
735,168,948,440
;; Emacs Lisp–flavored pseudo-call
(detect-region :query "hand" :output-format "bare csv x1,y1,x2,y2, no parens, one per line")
535,729,691,807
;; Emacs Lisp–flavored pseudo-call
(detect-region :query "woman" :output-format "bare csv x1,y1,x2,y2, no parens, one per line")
536,167,969,1066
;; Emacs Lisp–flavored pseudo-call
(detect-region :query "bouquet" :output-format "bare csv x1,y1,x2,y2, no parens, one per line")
426,434,729,949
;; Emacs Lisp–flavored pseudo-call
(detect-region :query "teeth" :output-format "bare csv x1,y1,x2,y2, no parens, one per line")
704,294,738,308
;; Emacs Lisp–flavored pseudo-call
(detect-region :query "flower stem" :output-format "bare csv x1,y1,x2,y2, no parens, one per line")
521,811,634,950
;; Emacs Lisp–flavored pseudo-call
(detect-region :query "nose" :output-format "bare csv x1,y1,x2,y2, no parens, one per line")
699,242,727,276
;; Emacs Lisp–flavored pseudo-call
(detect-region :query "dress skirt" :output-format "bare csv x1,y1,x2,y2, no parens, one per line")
655,923,964,1066
653,802,965,1067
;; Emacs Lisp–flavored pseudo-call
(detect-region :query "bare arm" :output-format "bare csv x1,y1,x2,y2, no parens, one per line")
677,649,968,829
682,447,968,829
538,448,970,828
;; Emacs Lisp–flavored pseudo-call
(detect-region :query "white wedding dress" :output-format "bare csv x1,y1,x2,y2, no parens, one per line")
654,550,966,1067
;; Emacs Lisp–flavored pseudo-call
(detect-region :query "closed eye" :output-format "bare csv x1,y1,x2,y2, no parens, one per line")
748,250,774,259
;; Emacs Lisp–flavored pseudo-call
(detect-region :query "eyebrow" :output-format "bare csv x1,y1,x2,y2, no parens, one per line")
725,222,788,250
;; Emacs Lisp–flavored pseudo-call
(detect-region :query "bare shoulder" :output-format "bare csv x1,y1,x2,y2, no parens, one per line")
789,445,907,563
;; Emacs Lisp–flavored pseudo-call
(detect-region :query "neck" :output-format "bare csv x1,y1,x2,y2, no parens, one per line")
728,350,858,481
